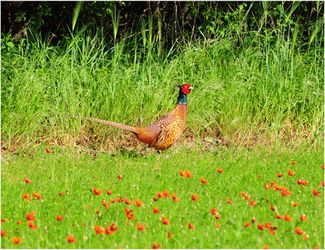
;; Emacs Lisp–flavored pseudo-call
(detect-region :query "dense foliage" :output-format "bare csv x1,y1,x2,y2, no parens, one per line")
1,2,324,151
2,2,323,50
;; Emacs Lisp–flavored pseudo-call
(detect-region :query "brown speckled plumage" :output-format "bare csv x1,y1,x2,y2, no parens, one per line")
80,83,192,150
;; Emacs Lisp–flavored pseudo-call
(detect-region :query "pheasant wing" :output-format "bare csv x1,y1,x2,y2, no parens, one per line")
152,118,184,150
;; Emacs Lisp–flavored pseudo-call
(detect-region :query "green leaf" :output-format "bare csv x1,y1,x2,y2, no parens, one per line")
72,1,84,32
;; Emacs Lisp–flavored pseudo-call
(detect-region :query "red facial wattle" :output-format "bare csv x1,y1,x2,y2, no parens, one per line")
181,83,192,95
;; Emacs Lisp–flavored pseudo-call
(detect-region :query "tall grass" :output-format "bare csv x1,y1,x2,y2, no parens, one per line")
1,24,323,151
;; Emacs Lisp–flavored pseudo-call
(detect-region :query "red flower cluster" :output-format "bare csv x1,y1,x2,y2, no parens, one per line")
200,177,208,185
106,222,118,235
153,190,179,202
257,221,278,235
161,217,170,225
32,192,42,200
93,188,102,196
66,235,76,243
210,208,221,220
180,170,192,178
264,182,292,196
11,237,23,244
297,179,308,185
136,223,145,231
124,208,135,220
24,178,32,184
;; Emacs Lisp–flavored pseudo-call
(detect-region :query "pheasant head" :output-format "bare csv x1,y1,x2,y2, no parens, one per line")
177,83,193,105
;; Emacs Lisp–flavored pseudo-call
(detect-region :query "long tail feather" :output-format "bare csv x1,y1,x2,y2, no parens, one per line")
68,115,139,133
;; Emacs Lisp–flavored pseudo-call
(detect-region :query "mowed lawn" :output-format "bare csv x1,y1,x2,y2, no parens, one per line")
1,146,324,249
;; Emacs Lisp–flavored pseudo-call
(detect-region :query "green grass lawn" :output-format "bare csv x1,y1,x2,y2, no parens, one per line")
1,146,323,248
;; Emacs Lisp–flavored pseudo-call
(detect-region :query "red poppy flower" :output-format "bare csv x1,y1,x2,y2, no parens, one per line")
281,189,292,196
136,223,145,231
262,245,269,249
257,224,264,230
191,194,198,202
11,237,22,244
105,222,118,235
312,189,321,196
118,175,123,180
245,222,251,228
304,234,309,240
249,200,257,207
66,235,76,243
162,190,169,197
226,198,233,204
93,188,102,196
94,225,105,234
270,204,275,211
23,192,30,201
152,243,160,249
264,222,272,230
284,214,292,222
28,220,37,230
45,148,52,153
297,179,308,185
24,178,32,184
153,192,162,201
26,212,36,221
171,193,180,202
32,192,42,200
200,178,208,185
290,160,296,166
153,207,160,214
288,169,295,176
1,229,6,237
167,231,172,238
275,214,283,219
135,200,143,207
277,173,283,178
322,163,325,169
110,222,118,232
180,170,192,178
124,198,131,205
300,214,307,221
17,221,22,225
215,213,221,220
251,218,256,223
105,227,113,235
102,200,109,209
291,202,299,207
217,168,223,174
188,223,195,230
161,217,170,225
295,227,304,235
265,183,272,190
211,208,218,215
106,190,113,195
124,208,135,220
240,192,250,201
321,180,324,187
56,215,63,221
173,197,180,202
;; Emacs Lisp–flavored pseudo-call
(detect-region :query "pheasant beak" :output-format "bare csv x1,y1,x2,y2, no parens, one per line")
189,86,194,90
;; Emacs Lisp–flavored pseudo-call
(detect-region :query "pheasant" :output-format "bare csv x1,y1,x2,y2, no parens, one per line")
78,83,193,150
